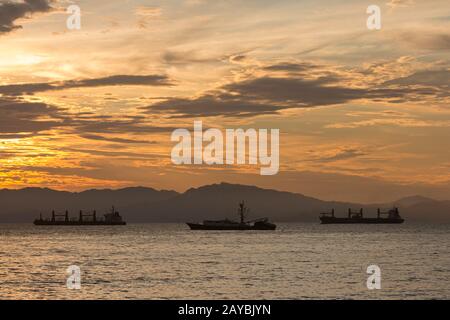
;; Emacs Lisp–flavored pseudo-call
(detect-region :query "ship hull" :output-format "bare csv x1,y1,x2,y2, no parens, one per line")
187,223,276,230
34,221,126,226
320,217,404,224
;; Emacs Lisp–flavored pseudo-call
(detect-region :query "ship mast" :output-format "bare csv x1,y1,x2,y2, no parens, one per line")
238,201,248,224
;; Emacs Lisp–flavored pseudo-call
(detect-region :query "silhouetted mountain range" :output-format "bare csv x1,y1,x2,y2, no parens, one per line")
0,183,448,223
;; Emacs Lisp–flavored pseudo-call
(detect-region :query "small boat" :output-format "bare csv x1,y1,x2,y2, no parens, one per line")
34,206,127,226
187,201,276,230
319,208,404,224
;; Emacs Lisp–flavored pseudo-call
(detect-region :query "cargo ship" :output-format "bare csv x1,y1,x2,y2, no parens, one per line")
320,208,404,224
34,206,126,226
187,201,276,230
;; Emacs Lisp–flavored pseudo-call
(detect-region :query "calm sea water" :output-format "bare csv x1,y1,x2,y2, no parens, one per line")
0,223,449,300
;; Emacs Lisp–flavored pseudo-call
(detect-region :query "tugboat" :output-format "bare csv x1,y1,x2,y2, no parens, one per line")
187,201,276,230
319,207,404,224
34,206,127,226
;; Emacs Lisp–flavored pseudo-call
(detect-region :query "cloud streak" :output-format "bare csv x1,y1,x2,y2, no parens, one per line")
0,74,172,96
0,97,62,133
144,62,446,118
0,95,177,139
79,134,156,144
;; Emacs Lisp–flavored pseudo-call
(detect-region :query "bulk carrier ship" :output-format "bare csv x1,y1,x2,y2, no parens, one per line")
34,206,126,226
320,207,404,224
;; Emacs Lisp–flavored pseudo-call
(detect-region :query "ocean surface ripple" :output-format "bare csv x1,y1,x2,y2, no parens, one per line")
0,223,449,299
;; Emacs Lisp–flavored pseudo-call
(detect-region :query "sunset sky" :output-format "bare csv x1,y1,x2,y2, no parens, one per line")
0,0,449,202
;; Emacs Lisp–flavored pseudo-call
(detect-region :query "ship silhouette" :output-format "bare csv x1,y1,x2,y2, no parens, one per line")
34,206,126,226
187,201,276,230
320,207,404,224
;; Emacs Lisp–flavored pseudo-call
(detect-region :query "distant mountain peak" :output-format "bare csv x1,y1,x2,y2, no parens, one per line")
186,182,283,194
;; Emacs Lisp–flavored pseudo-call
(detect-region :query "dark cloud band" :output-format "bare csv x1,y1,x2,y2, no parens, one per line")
0,0,52,35
0,74,172,96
